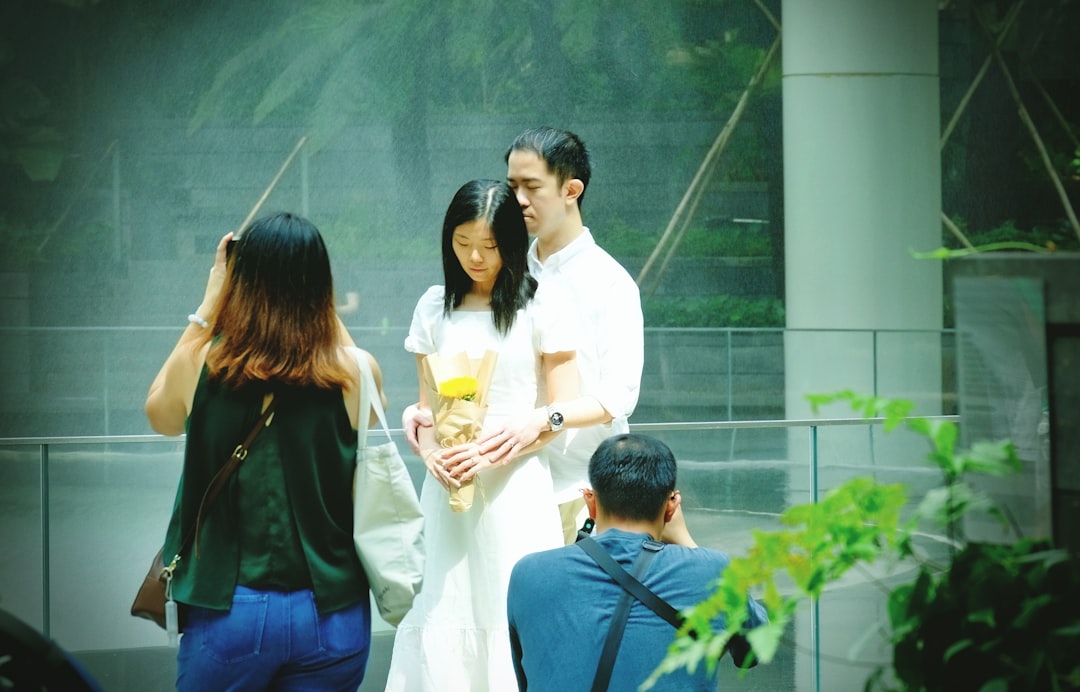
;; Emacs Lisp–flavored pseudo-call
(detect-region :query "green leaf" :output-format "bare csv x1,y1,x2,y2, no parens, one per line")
912,241,1054,259
944,638,974,662
910,246,958,259
967,608,995,627
887,583,913,627
1052,622,1080,637
745,620,786,664
657,390,1079,686
957,440,1022,477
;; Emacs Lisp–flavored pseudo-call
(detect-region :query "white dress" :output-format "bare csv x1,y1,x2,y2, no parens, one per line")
385,284,571,692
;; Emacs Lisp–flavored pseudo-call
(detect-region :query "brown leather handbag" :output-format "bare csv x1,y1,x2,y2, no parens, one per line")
130,397,277,634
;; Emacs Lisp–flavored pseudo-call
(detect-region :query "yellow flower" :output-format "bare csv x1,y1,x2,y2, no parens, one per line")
438,376,478,401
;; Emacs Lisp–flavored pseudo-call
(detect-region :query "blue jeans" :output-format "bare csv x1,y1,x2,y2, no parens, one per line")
176,586,371,691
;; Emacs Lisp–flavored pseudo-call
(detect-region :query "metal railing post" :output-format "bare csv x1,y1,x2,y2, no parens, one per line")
809,424,821,692
40,442,51,637
726,330,736,459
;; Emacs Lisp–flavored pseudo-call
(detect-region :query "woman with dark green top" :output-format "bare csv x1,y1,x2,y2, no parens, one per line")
146,212,386,691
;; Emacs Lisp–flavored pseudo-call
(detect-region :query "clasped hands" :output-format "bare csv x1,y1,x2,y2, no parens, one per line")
418,409,547,491
422,442,494,491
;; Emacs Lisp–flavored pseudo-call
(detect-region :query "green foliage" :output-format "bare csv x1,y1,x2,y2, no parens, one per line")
645,477,909,688
648,390,1080,692
963,220,1080,252
0,121,65,182
602,223,773,258
318,197,439,261
0,37,66,181
936,218,1080,255
642,295,783,328
884,540,1080,691
601,221,779,328
185,0,781,144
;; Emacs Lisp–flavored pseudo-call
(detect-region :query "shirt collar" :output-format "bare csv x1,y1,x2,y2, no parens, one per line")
594,527,657,543
528,227,595,274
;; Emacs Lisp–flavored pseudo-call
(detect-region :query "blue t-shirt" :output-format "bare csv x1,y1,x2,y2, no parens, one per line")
507,528,768,692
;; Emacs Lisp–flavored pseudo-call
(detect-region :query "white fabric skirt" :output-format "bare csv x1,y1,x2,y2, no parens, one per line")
384,452,562,692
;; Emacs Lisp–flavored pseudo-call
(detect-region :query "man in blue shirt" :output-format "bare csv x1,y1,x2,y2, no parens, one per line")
506,433,768,691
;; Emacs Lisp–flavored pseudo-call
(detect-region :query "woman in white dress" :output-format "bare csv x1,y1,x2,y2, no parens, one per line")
385,180,584,691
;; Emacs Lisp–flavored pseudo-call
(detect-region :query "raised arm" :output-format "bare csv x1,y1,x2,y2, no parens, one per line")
145,232,231,435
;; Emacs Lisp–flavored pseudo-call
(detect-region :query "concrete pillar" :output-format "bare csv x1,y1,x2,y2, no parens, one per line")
783,0,942,421
780,2,942,689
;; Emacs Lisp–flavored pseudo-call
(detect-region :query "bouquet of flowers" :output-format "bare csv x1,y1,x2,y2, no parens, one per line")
422,350,498,512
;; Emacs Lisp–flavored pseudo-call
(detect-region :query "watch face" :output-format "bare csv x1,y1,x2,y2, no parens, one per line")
550,411,564,428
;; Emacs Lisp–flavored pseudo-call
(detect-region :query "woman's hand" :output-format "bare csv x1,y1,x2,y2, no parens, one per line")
196,232,233,318
421,448,458,491
440,442,497,483
145,233,230,435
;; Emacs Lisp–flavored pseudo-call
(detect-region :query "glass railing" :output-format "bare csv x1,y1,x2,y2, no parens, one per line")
0,326,956,439
0,415,960,692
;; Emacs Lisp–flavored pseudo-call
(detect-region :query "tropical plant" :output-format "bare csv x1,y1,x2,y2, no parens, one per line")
647,390,1080,691
934,218,1080,256
0,0,78,183
641,295,783,328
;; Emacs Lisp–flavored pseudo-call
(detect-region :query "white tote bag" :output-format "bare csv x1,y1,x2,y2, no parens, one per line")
352,348,425,626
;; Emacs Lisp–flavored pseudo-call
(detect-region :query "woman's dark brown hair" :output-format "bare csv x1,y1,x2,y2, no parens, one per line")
199,212,350,389
441,179,536,335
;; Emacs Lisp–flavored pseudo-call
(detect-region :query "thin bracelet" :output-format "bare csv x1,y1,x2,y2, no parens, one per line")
187,313,209,328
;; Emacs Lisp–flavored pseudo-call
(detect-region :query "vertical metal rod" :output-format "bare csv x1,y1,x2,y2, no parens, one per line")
872,329,879,396
727,330,736,460
725,330,734,420
809,425,821,692
870,330,878,466
103,331,110,435
112,145,122,259
301,147,310,218
40,443,51,636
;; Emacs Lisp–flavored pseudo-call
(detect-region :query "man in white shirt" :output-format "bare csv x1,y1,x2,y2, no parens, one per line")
497,126,644,543
404,126,692,545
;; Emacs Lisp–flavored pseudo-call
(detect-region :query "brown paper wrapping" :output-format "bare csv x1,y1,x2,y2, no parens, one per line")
422,350,498,512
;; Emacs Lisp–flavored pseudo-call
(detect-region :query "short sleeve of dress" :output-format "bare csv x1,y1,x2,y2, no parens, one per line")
531,280,578,355
404,285,445,355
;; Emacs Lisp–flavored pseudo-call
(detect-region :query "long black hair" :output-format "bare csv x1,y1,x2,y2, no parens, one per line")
441,179,537,335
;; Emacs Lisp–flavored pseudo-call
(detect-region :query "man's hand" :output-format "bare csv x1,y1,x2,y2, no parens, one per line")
476,407,548,465
402,403,433,455
440,442,497,483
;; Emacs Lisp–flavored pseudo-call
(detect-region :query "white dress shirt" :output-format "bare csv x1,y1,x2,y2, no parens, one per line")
528,228,644,502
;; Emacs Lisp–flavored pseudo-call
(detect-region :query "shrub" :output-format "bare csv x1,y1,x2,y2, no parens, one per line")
642,295,784,328
648,391,1080,691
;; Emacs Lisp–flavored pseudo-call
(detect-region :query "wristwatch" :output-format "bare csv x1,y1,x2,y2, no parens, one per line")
547,406,565,432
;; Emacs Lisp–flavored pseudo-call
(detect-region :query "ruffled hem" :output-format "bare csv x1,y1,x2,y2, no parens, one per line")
384,622,517,692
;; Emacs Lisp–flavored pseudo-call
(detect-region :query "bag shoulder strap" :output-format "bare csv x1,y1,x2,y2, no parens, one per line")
578,537,683,627
578,537,683,692
190,394,277,558
351,347,392,447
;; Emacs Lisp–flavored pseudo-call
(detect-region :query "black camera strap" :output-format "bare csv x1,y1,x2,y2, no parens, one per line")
576,536,684,692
